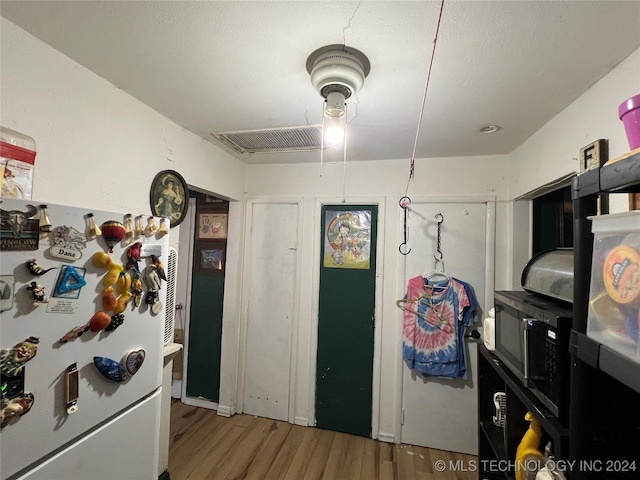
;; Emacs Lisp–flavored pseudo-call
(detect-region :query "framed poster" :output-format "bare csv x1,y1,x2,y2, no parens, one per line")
198,213,228,239
323,210,371,269
149,170,188,228
195,241,225,275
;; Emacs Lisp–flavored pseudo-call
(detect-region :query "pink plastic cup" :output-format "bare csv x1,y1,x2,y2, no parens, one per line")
619,93,640,150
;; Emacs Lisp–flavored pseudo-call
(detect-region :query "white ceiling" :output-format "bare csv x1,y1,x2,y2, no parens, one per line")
2,1,639,165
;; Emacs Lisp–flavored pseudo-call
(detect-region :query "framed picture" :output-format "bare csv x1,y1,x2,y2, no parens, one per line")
150,170,188,228
323,210,372,269
630,193,640,210
198,213,228,239
195,241,226,275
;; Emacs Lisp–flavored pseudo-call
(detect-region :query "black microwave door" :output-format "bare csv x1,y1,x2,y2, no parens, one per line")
527,321,559,406
495,302,527,379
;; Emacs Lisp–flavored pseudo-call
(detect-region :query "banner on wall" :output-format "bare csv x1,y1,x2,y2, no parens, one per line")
324,210,371,269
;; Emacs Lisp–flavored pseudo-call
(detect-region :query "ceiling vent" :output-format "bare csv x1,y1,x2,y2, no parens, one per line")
211,125,322,154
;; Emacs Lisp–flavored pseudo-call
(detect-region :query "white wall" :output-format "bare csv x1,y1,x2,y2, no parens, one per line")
507,47,640,287
510,48,640,201
0,18,246,213
244,156,510,440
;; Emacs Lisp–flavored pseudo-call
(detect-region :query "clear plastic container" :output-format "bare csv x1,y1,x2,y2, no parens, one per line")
587,211,640,363
1,126,37,199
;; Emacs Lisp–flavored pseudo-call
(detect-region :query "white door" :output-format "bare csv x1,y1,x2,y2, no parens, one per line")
243,202,298,421
400,200,492,455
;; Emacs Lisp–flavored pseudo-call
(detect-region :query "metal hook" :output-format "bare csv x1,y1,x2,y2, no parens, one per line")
433,212,444,271
399,196,411,256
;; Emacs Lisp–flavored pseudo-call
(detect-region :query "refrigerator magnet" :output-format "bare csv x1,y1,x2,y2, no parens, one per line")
0,204,39,251
50,225,87,260
93,356,127,383
26,258,56,276
0,275,14,312
0,392,35,428
1,337,39,377
26,282,47,307
124,349,145,376
64,363,79,414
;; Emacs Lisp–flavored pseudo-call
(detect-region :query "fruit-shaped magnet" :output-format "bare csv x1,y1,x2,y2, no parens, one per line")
93,356,127,382
89,311,112,332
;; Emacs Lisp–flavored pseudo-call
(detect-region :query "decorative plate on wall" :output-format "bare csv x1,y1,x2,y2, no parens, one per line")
149,170,188,228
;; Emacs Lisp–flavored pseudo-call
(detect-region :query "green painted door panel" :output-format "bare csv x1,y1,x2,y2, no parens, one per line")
315,204,378,438
185,274,224,402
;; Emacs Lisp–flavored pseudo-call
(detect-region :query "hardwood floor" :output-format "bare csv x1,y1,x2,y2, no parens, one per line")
169,401,478,480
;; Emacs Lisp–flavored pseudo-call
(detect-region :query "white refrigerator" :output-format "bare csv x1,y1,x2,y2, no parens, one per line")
0,198,168,480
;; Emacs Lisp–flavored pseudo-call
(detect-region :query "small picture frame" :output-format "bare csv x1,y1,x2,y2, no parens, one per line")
198,213,228,239
150,170,188,228
630,193,640,211
195,242,225,275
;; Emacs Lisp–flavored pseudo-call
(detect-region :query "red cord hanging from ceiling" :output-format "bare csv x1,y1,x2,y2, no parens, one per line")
405,0,446,197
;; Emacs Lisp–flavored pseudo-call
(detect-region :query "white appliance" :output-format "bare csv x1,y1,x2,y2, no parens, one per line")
0,198,169,480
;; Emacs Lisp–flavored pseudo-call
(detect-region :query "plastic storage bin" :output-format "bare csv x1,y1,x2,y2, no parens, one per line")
587,211,640,363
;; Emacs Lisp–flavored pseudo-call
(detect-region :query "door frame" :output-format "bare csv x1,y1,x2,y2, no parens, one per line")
308,196,386,439
179,198,219,410
236,197,304,424
394,195,496,443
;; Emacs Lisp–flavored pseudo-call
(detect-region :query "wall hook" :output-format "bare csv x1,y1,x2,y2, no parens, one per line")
399,196,411,255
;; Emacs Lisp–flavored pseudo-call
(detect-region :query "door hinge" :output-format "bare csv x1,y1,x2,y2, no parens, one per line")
401,409,404,425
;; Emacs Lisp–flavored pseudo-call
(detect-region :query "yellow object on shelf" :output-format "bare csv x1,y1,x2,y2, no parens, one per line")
515,411,544,480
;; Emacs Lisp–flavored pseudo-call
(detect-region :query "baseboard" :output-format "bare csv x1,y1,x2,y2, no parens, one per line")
182,396,218,411
294,416,309,427
377,432,395,443
217,404,236,417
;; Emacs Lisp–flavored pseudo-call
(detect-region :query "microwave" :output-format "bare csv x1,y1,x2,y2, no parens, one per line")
493,290,572,423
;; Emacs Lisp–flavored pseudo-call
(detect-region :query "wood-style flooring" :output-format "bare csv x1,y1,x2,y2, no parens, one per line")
169,400,478,480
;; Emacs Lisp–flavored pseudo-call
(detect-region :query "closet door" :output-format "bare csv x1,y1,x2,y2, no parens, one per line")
400,201,490,455
243,202,298,421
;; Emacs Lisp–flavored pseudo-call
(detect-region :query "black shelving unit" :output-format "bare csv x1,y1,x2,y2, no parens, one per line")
570,149,640,480
478,346,569,480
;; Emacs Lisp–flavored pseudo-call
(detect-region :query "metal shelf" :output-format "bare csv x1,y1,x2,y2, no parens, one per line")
574,149,640,199
572,331,640,395
478,346,569,457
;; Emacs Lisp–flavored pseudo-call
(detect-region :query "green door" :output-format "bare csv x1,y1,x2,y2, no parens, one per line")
315,204,378,437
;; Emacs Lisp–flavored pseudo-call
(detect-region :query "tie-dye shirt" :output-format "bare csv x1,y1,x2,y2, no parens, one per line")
402,275,471,377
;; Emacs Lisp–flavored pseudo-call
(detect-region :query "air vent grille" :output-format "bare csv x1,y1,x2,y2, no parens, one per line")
211,125,322,154
164,247,178,345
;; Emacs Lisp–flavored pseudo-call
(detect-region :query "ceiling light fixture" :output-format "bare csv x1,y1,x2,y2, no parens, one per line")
480,125,502,134
306,45,370,176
